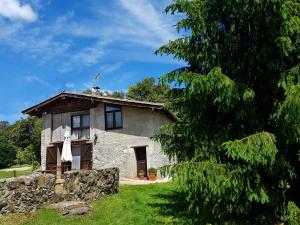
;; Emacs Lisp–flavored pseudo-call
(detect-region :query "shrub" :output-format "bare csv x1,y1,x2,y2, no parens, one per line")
285,202,300,225
0,143,16,169
15,145,34,165
148,167,157,174
32,160,40,170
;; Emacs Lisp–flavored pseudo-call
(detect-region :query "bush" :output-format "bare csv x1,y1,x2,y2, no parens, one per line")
285,202,300,225
32,160,40,170
148,167,157,174
0,143,16,169
15,145,34,165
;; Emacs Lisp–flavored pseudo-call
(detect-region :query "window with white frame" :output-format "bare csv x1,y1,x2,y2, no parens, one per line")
71,114,90,140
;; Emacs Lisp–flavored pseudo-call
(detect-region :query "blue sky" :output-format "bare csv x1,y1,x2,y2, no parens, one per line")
0,0,184,123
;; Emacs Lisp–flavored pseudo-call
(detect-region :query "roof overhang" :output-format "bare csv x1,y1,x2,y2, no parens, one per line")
22,92,179,121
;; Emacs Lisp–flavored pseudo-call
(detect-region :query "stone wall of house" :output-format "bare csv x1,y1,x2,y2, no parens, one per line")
39,102,173,177
0,168,119,215
41,113,52,170
90,103,172,178
63,168,119,202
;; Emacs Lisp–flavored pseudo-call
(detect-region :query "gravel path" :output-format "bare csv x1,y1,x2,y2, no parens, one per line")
119,177,171,185
0,166,32,172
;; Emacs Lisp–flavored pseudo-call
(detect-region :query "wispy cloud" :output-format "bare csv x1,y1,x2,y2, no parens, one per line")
119,0,176,45
99,62,124,74
24,75,51,87
0,18,71,62
0,0,180,72
65,83,75,89
0,0,38,22
59,40,109,73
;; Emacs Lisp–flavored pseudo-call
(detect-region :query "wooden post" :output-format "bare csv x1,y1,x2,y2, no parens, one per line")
56,146,62,179
13,170,16,177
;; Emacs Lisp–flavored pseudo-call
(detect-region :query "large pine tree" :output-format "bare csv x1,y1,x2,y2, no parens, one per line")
155,0,299,222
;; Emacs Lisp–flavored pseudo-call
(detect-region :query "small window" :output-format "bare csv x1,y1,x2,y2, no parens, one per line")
105,104,122,130
71,114,90,140
72,116,81,128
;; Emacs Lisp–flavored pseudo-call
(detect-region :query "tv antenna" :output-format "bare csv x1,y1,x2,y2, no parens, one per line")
91,72,101,94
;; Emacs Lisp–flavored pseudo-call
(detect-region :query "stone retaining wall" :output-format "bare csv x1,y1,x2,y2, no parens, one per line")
0,168,119,214
0,173,56,214
63,168,119,202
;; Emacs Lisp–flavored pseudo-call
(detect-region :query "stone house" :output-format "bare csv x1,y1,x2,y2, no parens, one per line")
22,92,176,178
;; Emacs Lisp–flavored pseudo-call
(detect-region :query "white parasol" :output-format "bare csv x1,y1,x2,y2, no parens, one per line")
61,130,72,162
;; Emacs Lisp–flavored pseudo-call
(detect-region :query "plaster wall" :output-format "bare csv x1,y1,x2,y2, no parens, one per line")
40,103,172,177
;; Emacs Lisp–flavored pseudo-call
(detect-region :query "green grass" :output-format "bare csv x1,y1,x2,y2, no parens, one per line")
0,181,288,225
0,170,33,180
0,183,194,225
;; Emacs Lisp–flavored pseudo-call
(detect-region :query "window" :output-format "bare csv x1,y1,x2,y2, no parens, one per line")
71,114,90,140
105,104,122,130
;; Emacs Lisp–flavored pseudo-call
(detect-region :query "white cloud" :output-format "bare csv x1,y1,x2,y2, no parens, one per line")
59,40,109,73
0,0,182,73
51,0,177,49
0,18,72,62
99,62,124,74
0,0,37,22
65,83,75,89
119,0,176,44
24,75,51,87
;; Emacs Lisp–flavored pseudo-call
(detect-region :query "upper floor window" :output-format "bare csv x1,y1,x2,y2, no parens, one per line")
105,104,122,130
71,114,90,140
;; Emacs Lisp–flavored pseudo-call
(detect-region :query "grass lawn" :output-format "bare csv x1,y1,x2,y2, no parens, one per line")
0,170,33,180
0,182,194,225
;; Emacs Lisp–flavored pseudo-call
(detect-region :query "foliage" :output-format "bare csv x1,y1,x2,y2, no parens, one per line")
147,167,157,173
84,77,169,103
32,160,40,170
108,90,126,99
0,117,41,167
155,0,300,222
285,202,300,225
128,77,170,103
84,89,126,99
0,143,16,169
15,145,34,165
0,121,9,131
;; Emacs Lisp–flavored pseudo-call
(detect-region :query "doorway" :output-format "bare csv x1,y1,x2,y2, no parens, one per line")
71,146,81,170
135,147,147,178
46,147,57,175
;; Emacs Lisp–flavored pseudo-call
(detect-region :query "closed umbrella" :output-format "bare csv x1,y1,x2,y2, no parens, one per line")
61,130,72,162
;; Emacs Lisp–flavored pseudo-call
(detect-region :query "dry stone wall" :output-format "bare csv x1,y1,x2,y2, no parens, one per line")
0,168,119,215
0,173,56,214
63,168,119,202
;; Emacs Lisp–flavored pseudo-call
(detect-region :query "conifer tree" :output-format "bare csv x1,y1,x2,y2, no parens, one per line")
155,0,300,222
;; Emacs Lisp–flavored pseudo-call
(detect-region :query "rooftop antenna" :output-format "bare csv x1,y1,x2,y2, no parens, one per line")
91,72,101,94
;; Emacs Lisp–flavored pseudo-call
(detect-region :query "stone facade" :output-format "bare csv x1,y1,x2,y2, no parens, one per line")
90,104,171,178
0,168,119,215
40,103,172,178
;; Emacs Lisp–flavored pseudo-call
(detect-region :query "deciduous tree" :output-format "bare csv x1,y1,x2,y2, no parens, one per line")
128,77,170,103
